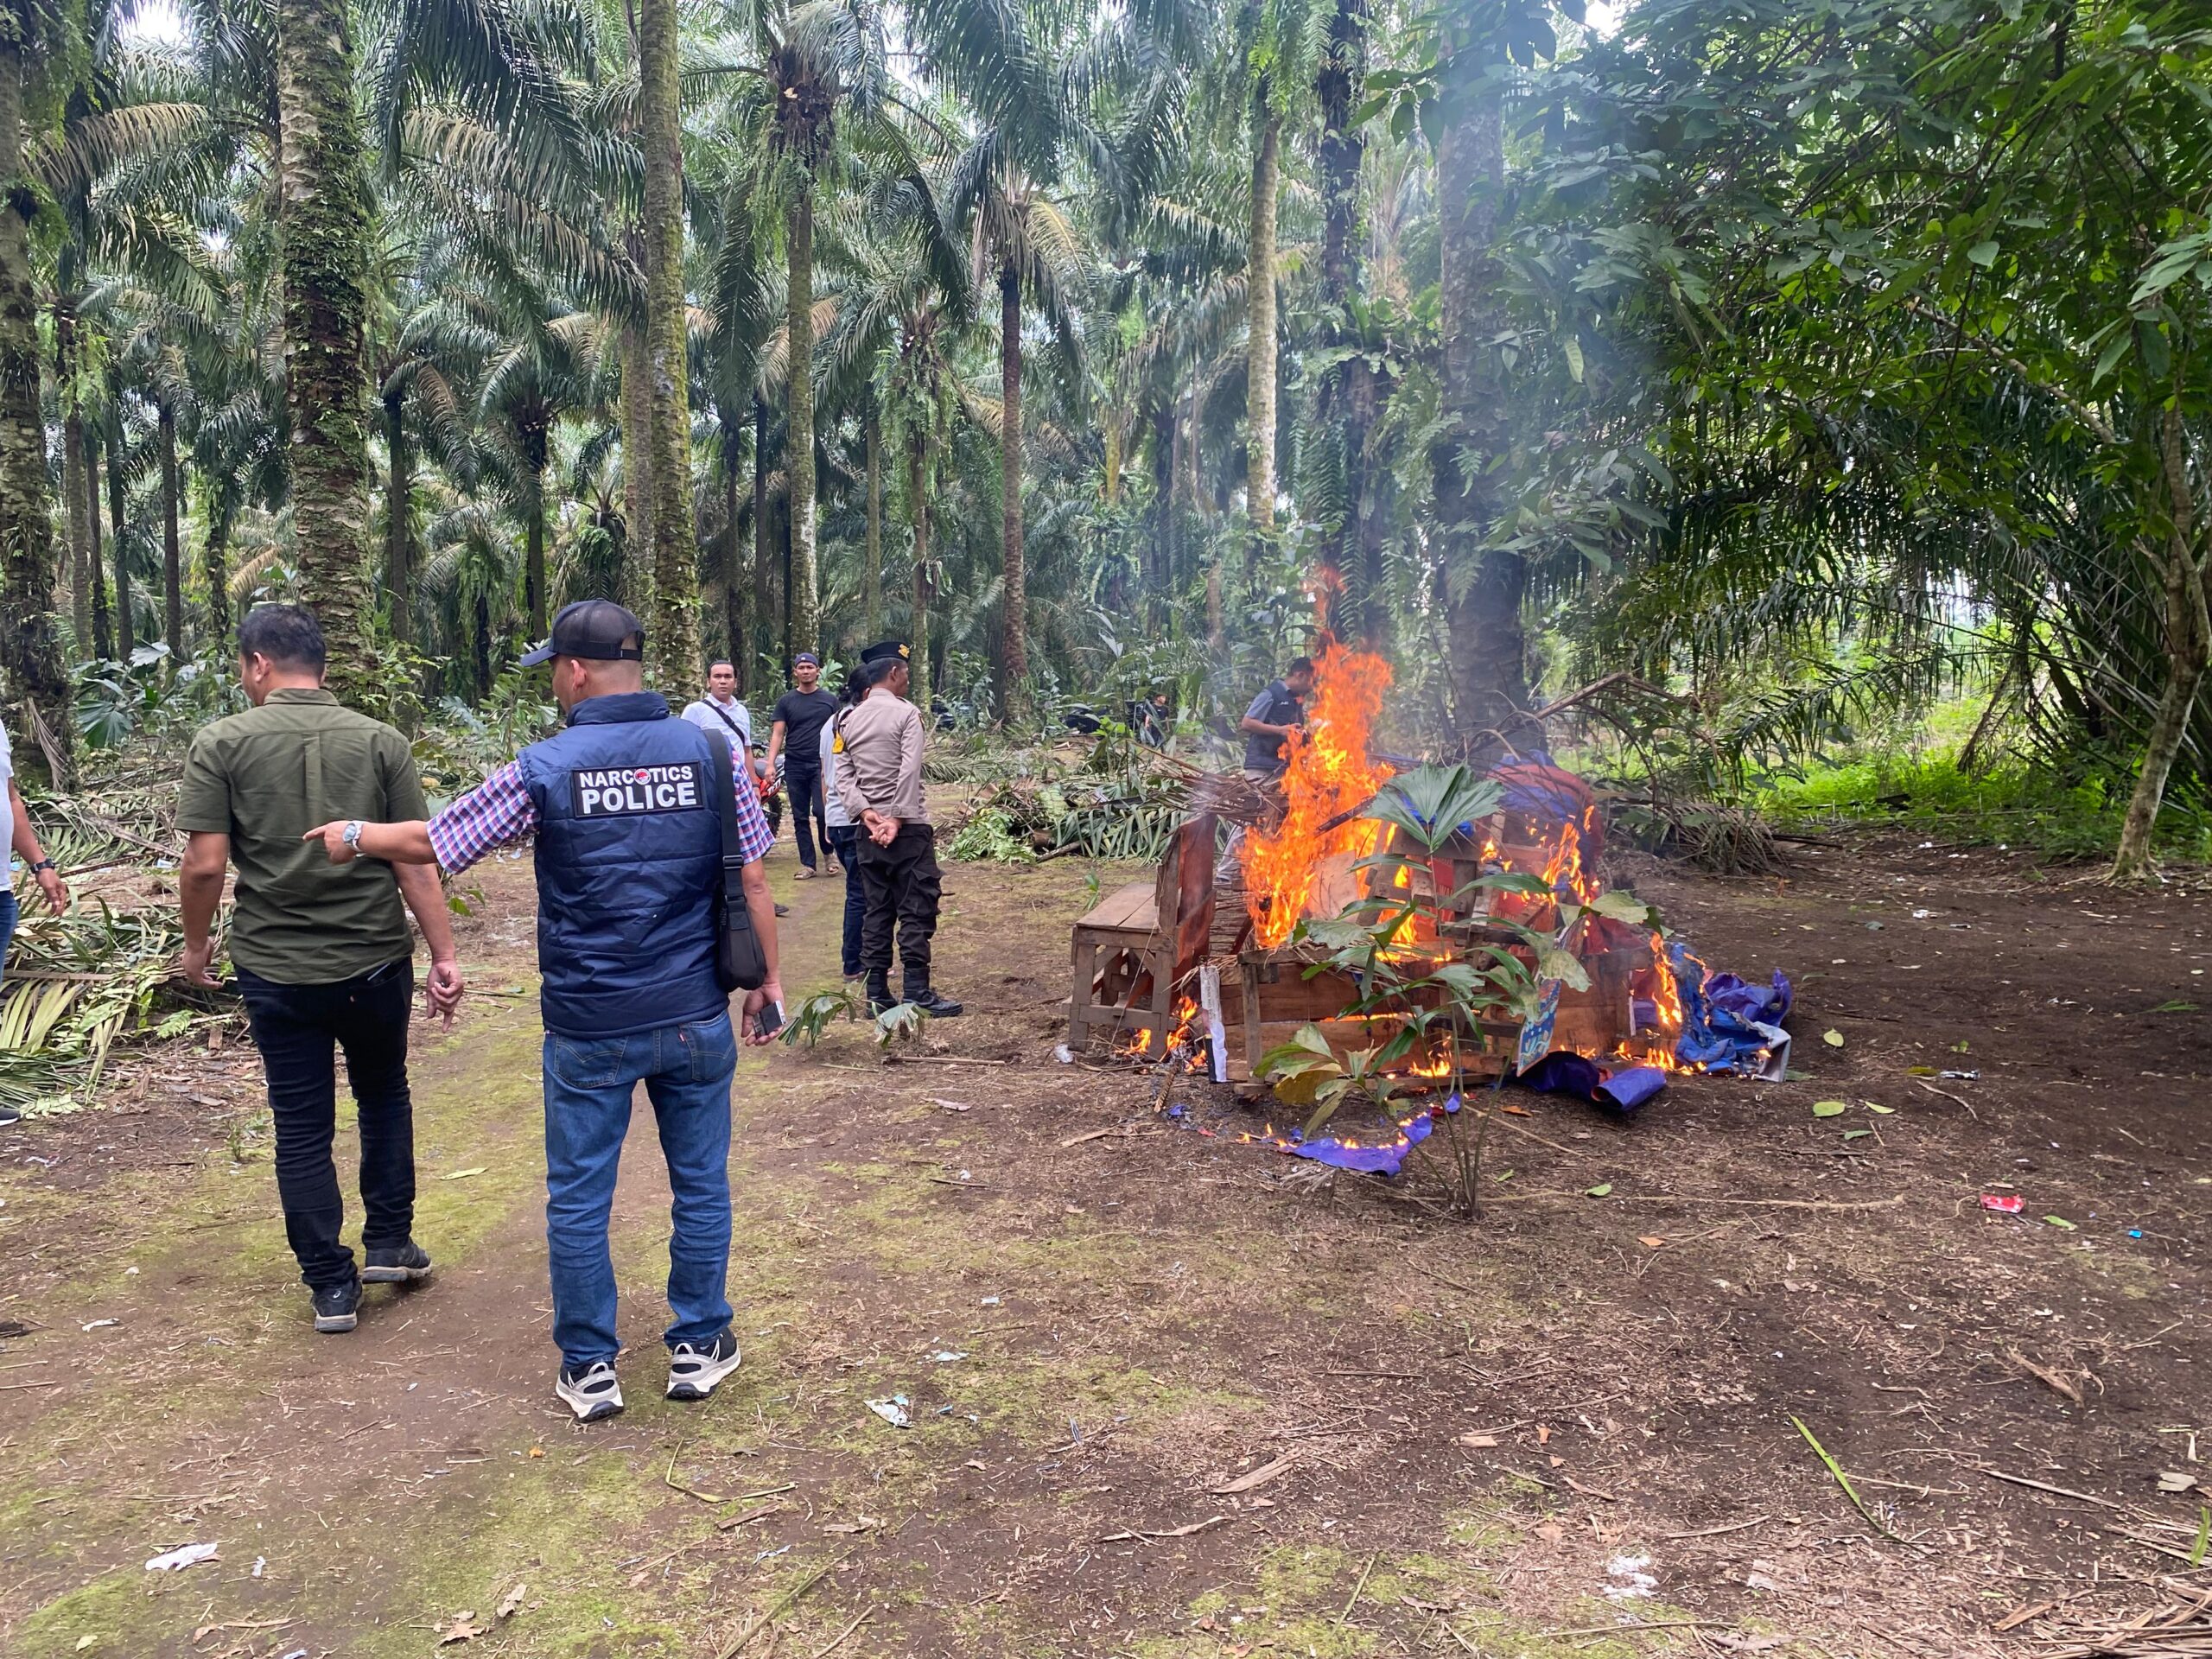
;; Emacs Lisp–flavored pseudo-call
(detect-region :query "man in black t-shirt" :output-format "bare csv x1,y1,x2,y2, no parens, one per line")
1240,657,1314,779
763,652,840,878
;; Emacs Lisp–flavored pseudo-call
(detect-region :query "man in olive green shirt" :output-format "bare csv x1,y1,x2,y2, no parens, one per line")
178,605,464,1334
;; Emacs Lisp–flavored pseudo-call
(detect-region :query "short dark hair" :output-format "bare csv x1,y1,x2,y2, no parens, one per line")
843,655,899,704
1287,657,1315,677
709,658,735,674
238,604,327,672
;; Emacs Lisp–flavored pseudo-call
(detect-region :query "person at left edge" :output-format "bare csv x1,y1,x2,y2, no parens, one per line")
302,600,782,1426
0,709,73,1130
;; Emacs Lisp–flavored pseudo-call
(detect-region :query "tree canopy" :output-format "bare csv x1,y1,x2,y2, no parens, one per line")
6,0,2211,869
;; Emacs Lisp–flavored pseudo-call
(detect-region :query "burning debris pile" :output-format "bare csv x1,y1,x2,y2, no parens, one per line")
1067,645,1792,1175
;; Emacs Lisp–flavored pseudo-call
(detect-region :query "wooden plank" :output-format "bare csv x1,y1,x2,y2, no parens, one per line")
1242,959,1266,1084
1223,1018,1509,1084
1172,814,1217,984
1068,937,1100,1046
1077,881,1158,932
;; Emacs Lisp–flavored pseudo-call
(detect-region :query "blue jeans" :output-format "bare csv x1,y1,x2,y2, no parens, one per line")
825,826,865,977
541,1013,737,1369
0,887,17,982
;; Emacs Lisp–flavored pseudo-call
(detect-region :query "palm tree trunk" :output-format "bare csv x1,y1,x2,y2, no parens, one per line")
203,501,230,643
1316,0,1382,645
721,426,745,685
384,387,412,644
60,310,94,651
908,430,931,710
276,0,374,695
620,323,652,602
785,181,819,657
108,404,134,658
1244,100,1281,539
862,399,881,640
0,37,74,785
2113,410,2210,880
1318,0,1366,299
525,478,547,639
1433,32,1532,759
523,421,548,636
999,263,1028,721
474,587,493,698
63,411,92,652
752,396,769,684
1149,400,1173,628
87,426,112,660
158,401,183,660
639,0,700,687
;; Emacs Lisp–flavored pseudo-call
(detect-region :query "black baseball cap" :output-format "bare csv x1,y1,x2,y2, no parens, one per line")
519,600,645,666
859,639,911,665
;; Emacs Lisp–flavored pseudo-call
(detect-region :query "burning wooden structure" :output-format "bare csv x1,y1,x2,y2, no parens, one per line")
1065,642,1694,1088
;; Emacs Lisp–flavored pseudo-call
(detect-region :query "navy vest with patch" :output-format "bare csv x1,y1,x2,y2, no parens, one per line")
517,691,725,1039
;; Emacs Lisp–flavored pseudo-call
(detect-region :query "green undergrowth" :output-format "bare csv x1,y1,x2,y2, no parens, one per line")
1754,754,2212,863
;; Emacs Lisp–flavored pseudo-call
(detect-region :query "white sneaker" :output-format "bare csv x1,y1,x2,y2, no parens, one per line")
667,1331,743,1402
556,1360,624,1422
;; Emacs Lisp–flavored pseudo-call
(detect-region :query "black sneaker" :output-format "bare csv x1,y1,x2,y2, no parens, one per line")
773,902,791,917
904,988,964,1018
666,1331,743,1402
361,1240,433,1283
312,1279,361,1333
0,1103,19,1128
556,1360,624,1422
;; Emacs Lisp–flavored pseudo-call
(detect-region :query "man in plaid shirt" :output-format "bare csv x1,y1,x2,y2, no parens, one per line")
304,601,779,1423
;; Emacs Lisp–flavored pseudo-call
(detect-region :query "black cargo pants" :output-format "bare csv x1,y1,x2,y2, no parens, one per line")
855,822,942,990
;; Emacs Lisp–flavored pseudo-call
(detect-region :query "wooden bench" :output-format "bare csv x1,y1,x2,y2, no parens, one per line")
1067,880,1172,1053
1065,814,1223,1056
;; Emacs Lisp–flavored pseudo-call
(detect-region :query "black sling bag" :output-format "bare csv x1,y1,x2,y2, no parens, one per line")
701,730,770,992
703,700,749,747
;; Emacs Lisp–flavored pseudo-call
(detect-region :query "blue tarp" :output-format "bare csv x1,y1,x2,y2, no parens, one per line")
1283,1095,1454,1175
1673,945,1790,1076
1519,1051,1669,1112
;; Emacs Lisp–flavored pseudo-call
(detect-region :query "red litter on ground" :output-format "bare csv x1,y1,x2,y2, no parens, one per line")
1980,1193,2024,1214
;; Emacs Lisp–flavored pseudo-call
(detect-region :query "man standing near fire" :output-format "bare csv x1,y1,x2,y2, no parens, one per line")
1240,657,1314,784
835,642,962,1019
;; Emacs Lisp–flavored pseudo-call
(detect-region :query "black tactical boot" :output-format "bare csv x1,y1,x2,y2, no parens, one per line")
866,975,895,1016
903,984,964,1018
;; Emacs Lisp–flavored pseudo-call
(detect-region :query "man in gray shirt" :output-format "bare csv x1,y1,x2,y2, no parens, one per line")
834,642,960,1019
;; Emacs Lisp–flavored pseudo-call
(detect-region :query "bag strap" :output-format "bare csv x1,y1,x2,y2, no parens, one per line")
701,727,750,907
705,700,747,743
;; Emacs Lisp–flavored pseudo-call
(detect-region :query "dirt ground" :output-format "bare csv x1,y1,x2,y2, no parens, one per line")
1,827,2208,1659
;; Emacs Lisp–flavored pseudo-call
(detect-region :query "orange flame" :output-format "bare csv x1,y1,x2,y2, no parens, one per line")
1649,934,1683,1031
1542,819,1601,907
1241,643,1396,948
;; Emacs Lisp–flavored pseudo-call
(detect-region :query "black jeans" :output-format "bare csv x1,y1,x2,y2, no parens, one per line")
825,824,866,977
235,961,417,1291
785,757,829,870
856,822,942,989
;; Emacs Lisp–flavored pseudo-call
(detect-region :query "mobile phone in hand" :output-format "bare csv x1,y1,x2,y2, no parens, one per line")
751,1001,785,1040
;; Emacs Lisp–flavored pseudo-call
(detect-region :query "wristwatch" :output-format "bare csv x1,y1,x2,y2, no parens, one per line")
341,821,365,851
27,858,54,874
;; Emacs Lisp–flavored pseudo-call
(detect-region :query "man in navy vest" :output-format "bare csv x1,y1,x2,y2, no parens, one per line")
303,601,781,1423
